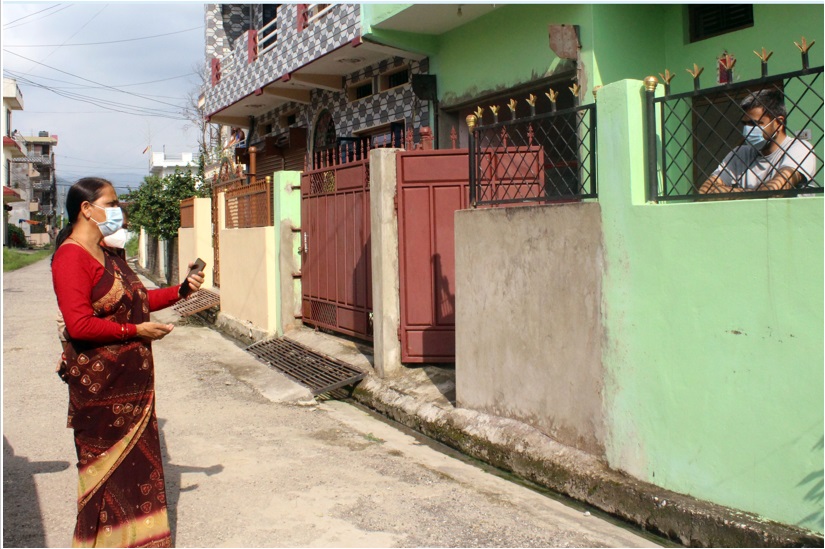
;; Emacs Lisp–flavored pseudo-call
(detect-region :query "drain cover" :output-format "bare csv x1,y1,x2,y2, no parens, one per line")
245,337,365,396
173,288,221,317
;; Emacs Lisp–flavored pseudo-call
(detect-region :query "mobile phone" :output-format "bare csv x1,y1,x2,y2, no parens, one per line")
179,258,206,297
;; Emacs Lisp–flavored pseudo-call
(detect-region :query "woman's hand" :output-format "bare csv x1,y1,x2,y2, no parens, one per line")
136,322,174,341
184,263,205,294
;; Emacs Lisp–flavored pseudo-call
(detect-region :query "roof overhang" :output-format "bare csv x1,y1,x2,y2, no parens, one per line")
3,136,25,157
208,38,427,127
370,4,498,35
3,186,23,204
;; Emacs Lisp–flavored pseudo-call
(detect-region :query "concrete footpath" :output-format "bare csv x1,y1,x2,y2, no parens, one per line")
3,257,661,548
191,292,822,545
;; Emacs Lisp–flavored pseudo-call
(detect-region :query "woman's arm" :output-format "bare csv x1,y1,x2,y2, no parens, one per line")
52,246,138,342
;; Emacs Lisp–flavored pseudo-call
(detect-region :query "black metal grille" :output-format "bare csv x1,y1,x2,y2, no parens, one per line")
470,104,596,206
245,337,365,396
309,300,337,327
172,289,220,317
649,64,823,201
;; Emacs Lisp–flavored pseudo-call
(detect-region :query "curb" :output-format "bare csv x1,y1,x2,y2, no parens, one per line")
350,375,824,548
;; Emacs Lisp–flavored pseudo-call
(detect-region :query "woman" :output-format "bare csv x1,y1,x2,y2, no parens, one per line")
51,177,203,548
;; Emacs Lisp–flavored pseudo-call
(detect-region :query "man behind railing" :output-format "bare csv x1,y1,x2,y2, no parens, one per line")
699,88,817,194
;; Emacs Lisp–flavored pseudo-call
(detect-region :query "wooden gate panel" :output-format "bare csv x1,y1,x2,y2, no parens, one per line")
397,149,469,363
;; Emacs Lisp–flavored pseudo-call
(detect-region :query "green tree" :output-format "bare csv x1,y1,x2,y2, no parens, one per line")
121,169,209,283
122,169,209,240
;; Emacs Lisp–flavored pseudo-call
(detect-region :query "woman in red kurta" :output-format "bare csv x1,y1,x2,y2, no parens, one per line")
52,177,203,548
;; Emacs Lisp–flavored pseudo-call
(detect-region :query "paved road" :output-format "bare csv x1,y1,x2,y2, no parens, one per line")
3,257,660,548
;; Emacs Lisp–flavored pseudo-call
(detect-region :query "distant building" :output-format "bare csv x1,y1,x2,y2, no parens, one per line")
10,131,59,240
2,78,26,245
150,151,198,178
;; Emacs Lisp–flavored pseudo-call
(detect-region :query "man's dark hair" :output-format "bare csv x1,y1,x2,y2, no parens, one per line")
740,88,787,120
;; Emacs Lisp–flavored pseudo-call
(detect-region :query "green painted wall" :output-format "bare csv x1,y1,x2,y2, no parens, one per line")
273,171,302,336
662,4,825,93
363,4,825,532
598,79,824,533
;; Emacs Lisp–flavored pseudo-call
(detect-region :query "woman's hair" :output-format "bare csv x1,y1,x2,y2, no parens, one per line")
52,177,113,263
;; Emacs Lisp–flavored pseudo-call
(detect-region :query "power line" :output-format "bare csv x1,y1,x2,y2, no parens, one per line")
2,4,68,30
9,73,189,119
3,68,199,89
4,49,191,111
4,26,202,47
31,4,108,70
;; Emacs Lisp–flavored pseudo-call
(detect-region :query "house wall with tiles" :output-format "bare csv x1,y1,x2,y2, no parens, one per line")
204,4,361,115
248,57,431,150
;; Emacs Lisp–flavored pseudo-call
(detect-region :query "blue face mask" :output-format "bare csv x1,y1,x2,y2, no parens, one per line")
742,122,773,151
92,204,124,237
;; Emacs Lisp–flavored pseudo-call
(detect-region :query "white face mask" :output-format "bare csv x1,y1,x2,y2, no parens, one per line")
102,227,128,249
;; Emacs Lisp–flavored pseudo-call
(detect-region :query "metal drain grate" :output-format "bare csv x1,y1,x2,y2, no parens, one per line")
245,337,365,396
172,289,221,317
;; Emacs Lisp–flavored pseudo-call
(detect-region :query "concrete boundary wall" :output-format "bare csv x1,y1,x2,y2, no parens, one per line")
178,197,215,290
455,203,606,455
370,148,403,378
218,226,277,335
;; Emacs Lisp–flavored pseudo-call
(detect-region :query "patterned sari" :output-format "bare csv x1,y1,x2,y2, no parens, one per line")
58,249,172,548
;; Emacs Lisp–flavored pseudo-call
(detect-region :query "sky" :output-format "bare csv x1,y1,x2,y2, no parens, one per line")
1,1,206,196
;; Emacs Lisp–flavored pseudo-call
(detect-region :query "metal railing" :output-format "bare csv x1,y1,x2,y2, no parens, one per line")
224,178,273,229
646,45,823,201
258,17,278,56
468,93,597,207
307,127,435,171
305,4,333,27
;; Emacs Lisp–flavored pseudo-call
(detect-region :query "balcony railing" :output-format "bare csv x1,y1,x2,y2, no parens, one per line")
469,95,597,207
305,4,333,27
646,47,823,201
258,17,278,57
10,154,51,164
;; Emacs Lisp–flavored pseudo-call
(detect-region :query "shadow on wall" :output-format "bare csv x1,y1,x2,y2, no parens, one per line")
2,436,71,547
797,436,824,531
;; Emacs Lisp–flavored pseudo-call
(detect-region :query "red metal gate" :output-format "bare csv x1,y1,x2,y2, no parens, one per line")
397,149,469,363
300,160,372,340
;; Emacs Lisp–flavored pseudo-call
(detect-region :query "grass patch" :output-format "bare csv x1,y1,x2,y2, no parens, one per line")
3,247,53,272
363,433,386,444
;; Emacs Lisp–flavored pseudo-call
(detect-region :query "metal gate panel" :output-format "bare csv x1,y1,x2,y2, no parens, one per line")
300,161,372,341
397,149,469,363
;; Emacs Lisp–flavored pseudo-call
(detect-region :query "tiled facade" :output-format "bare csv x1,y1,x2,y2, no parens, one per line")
204,4,361,115
250,57,430,146
203,4,430,156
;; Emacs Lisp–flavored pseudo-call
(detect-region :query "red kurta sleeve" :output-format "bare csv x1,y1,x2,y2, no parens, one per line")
147,285,182,312
52,244,138,342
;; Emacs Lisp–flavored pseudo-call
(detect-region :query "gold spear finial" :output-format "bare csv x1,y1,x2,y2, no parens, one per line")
795,36,815,53
507,98,518,112
569,83,580,96
659,69,675,86
474,106,484,120
592,85,602,99
686,63,704,79
545,88,558,103
719,52,736,70
526,94,536,107
753,48,774,62
490,105,500,115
